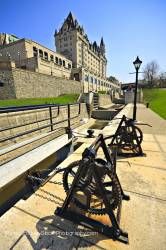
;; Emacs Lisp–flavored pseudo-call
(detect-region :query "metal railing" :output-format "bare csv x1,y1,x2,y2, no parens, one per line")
0,103,81,144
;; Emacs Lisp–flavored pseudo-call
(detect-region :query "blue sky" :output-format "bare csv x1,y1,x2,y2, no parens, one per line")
1,0,166,82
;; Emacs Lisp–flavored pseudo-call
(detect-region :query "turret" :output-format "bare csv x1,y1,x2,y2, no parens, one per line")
100,37,105,56
64,12,76,29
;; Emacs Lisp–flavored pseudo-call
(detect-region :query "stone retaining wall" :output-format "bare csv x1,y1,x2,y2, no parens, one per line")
0,68,82,99
0,70,16,99
98,94,112,107
0,103,88,148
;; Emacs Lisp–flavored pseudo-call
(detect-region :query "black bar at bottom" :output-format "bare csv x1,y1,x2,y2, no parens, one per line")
55,207,129,244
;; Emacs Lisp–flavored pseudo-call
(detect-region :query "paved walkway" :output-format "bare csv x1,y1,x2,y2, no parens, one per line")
0,104,166,250
127,103,166,135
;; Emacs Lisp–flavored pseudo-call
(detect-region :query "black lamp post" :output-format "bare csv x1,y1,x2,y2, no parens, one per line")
133,56,142,121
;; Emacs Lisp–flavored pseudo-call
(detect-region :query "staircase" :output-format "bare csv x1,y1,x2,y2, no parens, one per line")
93,93,99,110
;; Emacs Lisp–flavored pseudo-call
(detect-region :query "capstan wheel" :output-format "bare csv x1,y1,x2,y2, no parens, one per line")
115,125,143,150
62,159,122,215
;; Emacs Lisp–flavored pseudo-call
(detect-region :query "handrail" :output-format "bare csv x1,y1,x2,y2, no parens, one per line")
0,102,80,114
0,103,82,143
0,106,63,133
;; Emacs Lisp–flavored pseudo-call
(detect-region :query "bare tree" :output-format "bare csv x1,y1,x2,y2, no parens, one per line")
143,60,159,87
158,72,166,88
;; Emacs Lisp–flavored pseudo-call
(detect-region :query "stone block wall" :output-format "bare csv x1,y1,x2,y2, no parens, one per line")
0,68,82,99
0,70,16,99
98,94,112,107
0,103,89,148
125,90,142,104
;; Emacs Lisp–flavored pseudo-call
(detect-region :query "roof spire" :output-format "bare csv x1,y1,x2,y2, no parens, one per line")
100,37,105,46
100,37,105,55
64,11,76,29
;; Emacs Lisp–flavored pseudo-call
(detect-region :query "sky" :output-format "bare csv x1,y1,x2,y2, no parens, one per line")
1,0,166,82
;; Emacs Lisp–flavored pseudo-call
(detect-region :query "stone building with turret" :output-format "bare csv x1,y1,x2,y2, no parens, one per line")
0,13,120,96
54,12,112,92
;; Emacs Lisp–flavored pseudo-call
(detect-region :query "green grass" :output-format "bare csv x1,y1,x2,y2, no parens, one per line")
143,88,166,119
98,91,107,94
0,94,79,107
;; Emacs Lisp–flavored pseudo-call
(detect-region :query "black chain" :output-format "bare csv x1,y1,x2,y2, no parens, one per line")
27,175,63,185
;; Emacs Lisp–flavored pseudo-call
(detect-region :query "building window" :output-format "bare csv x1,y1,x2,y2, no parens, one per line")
50,55,54,61
39,49,43,58
95,78,97,84
55,57,59,64
44,52,48,60
59,58,62,65
91,77,93,83
68,63,71,69
33,47,38,57
85,75,89,82
63,60,65,67
64,37,67,41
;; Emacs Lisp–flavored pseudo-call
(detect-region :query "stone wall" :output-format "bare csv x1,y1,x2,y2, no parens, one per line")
0,70,16,99
0,68,82,99
98,94,112,107
0,103,89,148
125,90,143,104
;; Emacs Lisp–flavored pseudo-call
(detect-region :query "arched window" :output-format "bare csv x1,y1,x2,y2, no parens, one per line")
55,57,59,64
84,75,89,82
59,58,62,65
39,49,43,58
50,55,54,61
44,52,48,60
68,63,71,69
33,47,38,57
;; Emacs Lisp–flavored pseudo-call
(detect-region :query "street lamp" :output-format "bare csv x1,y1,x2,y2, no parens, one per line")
133,56,142,121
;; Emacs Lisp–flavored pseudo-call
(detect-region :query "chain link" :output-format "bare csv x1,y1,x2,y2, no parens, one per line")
27,175,63,185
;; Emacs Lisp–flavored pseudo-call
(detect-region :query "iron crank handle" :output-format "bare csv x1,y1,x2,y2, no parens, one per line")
134,122,152,127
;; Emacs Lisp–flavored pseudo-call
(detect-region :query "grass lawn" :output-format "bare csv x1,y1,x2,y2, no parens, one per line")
0,94,79,107
143,88,166,119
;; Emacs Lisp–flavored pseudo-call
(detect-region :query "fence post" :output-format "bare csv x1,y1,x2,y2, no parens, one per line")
78,103,81,114
49,106,53,131
67,104,72,139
